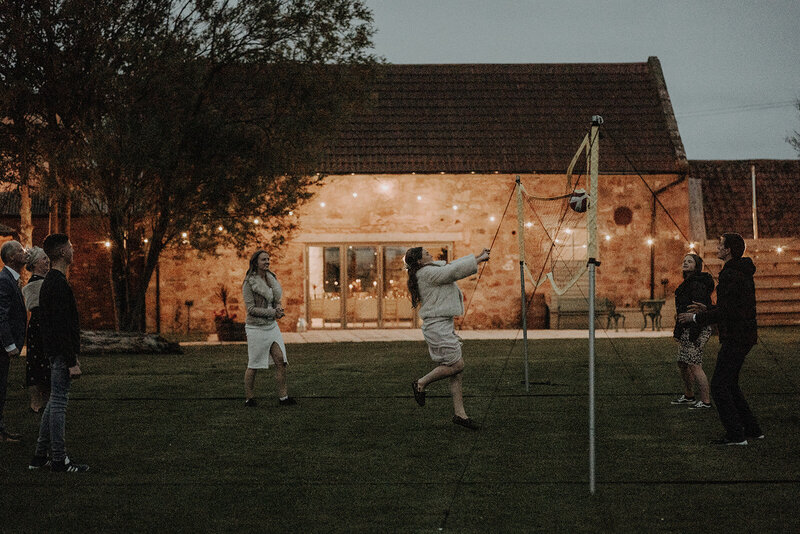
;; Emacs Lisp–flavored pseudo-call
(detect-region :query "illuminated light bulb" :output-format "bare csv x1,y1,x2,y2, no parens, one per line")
217,226,223,231
320,202,326,207
776,246,784,254
389,279,394,284
288,211,293,216
143,238,149,244
489,216,496,222
380,183,390,192
452,205,458,210
253,218,260,225
373,281,377,286
352,192,358,198
646,238,654,246
181,232,188,238
417,195,422,201
554,239,561,244
525,222,532,228
104,241,111,248
440,171,445,175
689,242,695,249
604,235,611,241
565,228,572,234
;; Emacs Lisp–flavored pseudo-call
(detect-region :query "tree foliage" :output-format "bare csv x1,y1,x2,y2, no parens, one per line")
0,0,377,330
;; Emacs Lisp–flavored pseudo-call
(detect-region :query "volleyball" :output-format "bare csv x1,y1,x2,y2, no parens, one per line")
568,189,589,213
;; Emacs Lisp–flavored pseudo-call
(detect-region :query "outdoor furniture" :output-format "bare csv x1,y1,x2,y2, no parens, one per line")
556,297,623,330
639,299,666,331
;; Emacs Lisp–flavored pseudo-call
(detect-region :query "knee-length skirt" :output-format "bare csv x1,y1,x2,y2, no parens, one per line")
245,323,287,369
677,327,712,365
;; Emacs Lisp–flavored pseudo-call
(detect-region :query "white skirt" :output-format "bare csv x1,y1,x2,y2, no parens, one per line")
245,323,287,369
421,316,463,366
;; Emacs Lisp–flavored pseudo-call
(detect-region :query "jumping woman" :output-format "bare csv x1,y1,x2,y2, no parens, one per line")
405,246,490,430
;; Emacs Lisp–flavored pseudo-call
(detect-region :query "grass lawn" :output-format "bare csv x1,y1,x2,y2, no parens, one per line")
1,327,799,533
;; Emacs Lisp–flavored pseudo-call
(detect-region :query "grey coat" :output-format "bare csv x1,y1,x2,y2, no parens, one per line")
416,255,478,319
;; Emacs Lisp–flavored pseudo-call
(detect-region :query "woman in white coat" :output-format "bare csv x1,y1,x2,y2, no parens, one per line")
405,246,490,430
242,250,294,407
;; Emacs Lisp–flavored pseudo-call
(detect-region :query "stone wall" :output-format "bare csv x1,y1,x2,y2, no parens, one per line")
146,172,690,333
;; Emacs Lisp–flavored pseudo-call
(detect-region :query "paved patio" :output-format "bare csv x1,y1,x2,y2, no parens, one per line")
184,328,672,346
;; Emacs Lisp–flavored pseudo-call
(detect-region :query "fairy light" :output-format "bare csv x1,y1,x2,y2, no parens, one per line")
288,211,293,216
181,232,188,239
489,216,496,222
143,238,149,244
253,218,260,225
352,192,358,198
320,202,326,208
525,222,532,228
604,235,611,241
217,226,223,231
689,242,696,250
776,246,784,254
379,183,390,192
646,238,654,246
565,228,572,234
452,205,458,210
417,195,422,201
104,241,111,248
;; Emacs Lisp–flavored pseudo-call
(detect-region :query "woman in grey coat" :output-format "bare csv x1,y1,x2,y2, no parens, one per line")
405,246,490,430
242,250,294,407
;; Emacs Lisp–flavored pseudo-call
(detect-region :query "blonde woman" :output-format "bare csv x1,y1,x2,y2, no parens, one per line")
242,250,294,407
22,247,51,414
406,246,490,430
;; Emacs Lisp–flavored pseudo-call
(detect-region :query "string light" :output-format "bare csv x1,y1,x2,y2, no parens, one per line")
417,196,422,201
320,202,326,208
104,241,111,248
452,205,458,210
253,218,260,225
489,216,496,222
525,222,532,228
565,228,572,234
776,246,784,254
181,232,188,238
217,226,223,231
352,193,358,198
604,235,611,241
646,238,654,246
288,211,293,216
689,242,696,250
143,238,148,244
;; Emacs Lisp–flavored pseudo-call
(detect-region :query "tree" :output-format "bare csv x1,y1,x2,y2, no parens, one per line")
789,99,800,156
1,0,377,330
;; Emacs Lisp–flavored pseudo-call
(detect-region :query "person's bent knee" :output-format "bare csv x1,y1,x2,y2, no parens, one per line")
449,358,464,373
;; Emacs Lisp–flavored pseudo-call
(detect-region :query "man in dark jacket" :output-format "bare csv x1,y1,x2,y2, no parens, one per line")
0,240,28,442
678,233,763,446
28,234,88,472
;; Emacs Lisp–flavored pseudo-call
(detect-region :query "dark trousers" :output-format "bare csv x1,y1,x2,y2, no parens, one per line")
0,352,9,431
710,342,762,441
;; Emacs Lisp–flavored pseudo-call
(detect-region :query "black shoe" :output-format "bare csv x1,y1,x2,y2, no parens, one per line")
412,381,426,407
28,455,51,470
244,398,257,407
453,416,480,430
278,397,297,406
51,457,90,472
0,429,22,442
710,436,748,446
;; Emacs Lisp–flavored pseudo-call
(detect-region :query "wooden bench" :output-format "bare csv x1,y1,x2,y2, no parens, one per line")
556,297,625,330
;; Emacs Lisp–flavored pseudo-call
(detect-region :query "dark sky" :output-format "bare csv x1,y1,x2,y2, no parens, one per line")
365,0,800,160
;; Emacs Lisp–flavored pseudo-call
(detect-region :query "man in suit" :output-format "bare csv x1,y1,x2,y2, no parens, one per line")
0,239,29,443
678,233,763,446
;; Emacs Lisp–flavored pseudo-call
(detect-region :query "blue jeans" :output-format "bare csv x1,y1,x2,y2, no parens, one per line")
35,359,71,461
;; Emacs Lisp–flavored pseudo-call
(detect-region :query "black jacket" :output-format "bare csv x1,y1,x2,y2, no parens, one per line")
673,271,715,342
696,257,757,346
40,270,81,366
0,266,27,352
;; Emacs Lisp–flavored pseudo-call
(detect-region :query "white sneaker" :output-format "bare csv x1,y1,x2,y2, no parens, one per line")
688,400,712,410
670,395,696,405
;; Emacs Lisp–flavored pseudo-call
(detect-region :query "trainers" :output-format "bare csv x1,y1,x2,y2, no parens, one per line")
453,416,480,430
51,457,90,472
746,433,765,440
688,400,712,410
710,436,748,446
28,456,51,470
244,398,257,407
278,397,297,406
670,395,696,405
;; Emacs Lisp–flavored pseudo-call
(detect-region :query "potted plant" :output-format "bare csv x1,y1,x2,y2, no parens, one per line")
214,285,246,341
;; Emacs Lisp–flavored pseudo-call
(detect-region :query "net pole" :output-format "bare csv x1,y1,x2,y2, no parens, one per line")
588,116,602,495
515,176,530,392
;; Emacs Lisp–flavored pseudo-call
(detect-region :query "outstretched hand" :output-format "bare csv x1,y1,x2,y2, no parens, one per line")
476,248,491,263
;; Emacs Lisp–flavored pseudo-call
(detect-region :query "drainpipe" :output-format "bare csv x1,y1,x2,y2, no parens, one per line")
751,164,758,239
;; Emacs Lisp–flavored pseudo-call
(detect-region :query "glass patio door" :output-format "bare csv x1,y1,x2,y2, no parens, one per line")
307,246,343,328
346,246,379,327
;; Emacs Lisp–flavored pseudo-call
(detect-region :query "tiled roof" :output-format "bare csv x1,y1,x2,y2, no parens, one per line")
0,191,50,216
319,57,687,174
691,160,800,238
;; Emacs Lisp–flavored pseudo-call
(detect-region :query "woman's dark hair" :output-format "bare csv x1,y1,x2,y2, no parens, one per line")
245,249,268,279
405,247,426,308
682,253,704,279
721,233,745,260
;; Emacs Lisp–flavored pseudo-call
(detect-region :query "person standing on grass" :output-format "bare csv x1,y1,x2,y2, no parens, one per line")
406,246,490,430
678,233,763,446
22,247,51,414
0,240,28,443
242,250,294,407
28,234,88,472
670,253,714,410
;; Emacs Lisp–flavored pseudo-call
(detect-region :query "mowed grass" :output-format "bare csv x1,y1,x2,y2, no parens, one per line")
1,328,799,533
